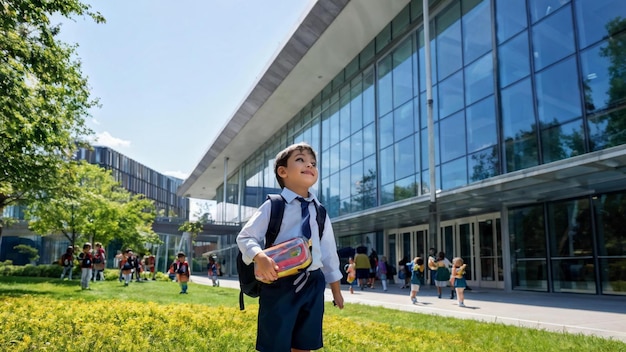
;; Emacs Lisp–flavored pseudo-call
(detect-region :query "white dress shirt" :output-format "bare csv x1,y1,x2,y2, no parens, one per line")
236,187,343,284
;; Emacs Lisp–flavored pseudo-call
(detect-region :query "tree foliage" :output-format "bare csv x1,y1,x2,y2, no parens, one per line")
0,0,104,239
178,221,203,238
26,161,158,251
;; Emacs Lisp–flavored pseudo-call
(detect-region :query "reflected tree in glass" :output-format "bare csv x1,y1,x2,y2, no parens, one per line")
353,169,377,210
598,18,626,148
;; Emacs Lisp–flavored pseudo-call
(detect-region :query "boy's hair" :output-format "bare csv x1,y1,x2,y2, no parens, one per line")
83,243,91,249
274,142,317,188
177,251,186,258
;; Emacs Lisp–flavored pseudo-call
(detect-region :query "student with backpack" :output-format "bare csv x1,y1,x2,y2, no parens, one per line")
120,249,134,286
207,256,219,287
92,242,105,282
236,142,344,352
78,242,93,290
175,252,190,294
60,246,74,280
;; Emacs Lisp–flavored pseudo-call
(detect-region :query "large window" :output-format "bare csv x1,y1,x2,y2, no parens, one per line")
548,198,596,293
509,205,547,291
593,192,626,295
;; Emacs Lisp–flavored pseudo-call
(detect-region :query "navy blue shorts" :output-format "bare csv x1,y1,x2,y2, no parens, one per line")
257,269,325,352
356,268,369,279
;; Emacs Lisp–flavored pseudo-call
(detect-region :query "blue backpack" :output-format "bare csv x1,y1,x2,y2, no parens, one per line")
236,194,326,310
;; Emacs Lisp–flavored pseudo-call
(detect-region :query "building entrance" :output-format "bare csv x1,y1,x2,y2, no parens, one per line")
387,213,503,289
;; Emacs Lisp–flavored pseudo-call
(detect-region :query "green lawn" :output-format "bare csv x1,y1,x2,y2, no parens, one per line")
0,276,623,351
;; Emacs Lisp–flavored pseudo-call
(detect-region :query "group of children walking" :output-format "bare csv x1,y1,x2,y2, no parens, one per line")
402,252,467,307
59,242,106,290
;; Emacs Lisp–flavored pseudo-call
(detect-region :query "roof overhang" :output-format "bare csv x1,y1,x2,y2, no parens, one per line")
331,144,626,235
178,0,411,199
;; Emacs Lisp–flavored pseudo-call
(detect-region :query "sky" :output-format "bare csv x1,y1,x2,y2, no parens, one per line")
58,0,316,180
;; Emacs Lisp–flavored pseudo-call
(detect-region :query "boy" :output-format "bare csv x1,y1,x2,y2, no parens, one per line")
59,246,74,280
237,142,344,352
175,252,190,293
120,249,133,286
92,242,105,281
78,242,93,290
208,256,219,287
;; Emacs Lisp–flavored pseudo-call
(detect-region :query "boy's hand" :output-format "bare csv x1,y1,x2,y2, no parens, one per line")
329,281,344,309
253,253,279,282
332,293,344,309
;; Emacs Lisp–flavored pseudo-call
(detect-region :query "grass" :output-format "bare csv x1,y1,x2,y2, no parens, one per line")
1,276,624,351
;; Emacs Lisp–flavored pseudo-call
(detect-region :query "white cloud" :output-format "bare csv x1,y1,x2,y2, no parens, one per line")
91,131,131,148
91,118,101,126
163,170,188,180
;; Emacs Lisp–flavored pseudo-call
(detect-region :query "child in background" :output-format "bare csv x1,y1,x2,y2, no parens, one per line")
78,243,93,290
451,257,468,307
345,257,356,294
92,242,105,281
377,255,388,292
60,246,74,280
207,256,219,287
147,254,156,280
120,249,133,286
236,142,344,352
176,252,190,294
409,257,425,304
168,260,178,281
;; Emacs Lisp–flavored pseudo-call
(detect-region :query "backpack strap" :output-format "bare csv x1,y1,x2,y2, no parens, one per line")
313,201,326,239
265,194,285,248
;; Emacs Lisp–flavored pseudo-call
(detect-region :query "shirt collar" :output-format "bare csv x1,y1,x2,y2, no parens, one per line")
281,187,318,205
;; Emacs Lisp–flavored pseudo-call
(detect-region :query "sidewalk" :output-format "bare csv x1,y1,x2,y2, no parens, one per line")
190,275,626,342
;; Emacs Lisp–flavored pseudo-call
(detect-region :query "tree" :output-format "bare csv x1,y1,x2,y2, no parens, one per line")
0,1,105,244
178,221,203,239
27,161,158,251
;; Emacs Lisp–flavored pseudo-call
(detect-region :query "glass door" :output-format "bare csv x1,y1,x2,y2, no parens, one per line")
476,215,503,288
457,221,475,282
439,214,502,289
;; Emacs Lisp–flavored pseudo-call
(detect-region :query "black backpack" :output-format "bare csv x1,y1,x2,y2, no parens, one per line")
237,194,326,310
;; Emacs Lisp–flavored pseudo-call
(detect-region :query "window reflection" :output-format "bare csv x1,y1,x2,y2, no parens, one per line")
535,57,582,125
495,0,528,43
378,55,393,116
395,136,415,180
466,96,497,153
531,5,575,71
462,0,492,63
580,42,611,114
498,31,530,88
469,146,498,182
529,0,570,24
393,37,415,108
540,118,585,163
440,111,466,162
436,2,462,80
464,53,493,105
441,157,467,190
575,0,626,49
395,175,417,201
380,146,394,186
438,71,463,119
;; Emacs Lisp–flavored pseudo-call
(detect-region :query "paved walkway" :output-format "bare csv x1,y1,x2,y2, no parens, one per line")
190,275,626,342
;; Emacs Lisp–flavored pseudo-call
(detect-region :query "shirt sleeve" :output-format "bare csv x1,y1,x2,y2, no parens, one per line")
236,200,272,265
319,214,342,284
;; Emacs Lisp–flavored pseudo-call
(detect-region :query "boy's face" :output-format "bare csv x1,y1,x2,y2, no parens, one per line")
277,149,318,193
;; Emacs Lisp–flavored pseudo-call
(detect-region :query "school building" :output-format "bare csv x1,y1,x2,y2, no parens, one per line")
178,0,626,295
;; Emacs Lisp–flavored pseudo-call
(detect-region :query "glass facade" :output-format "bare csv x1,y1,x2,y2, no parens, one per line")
510,190,626,295
222,0,626,294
